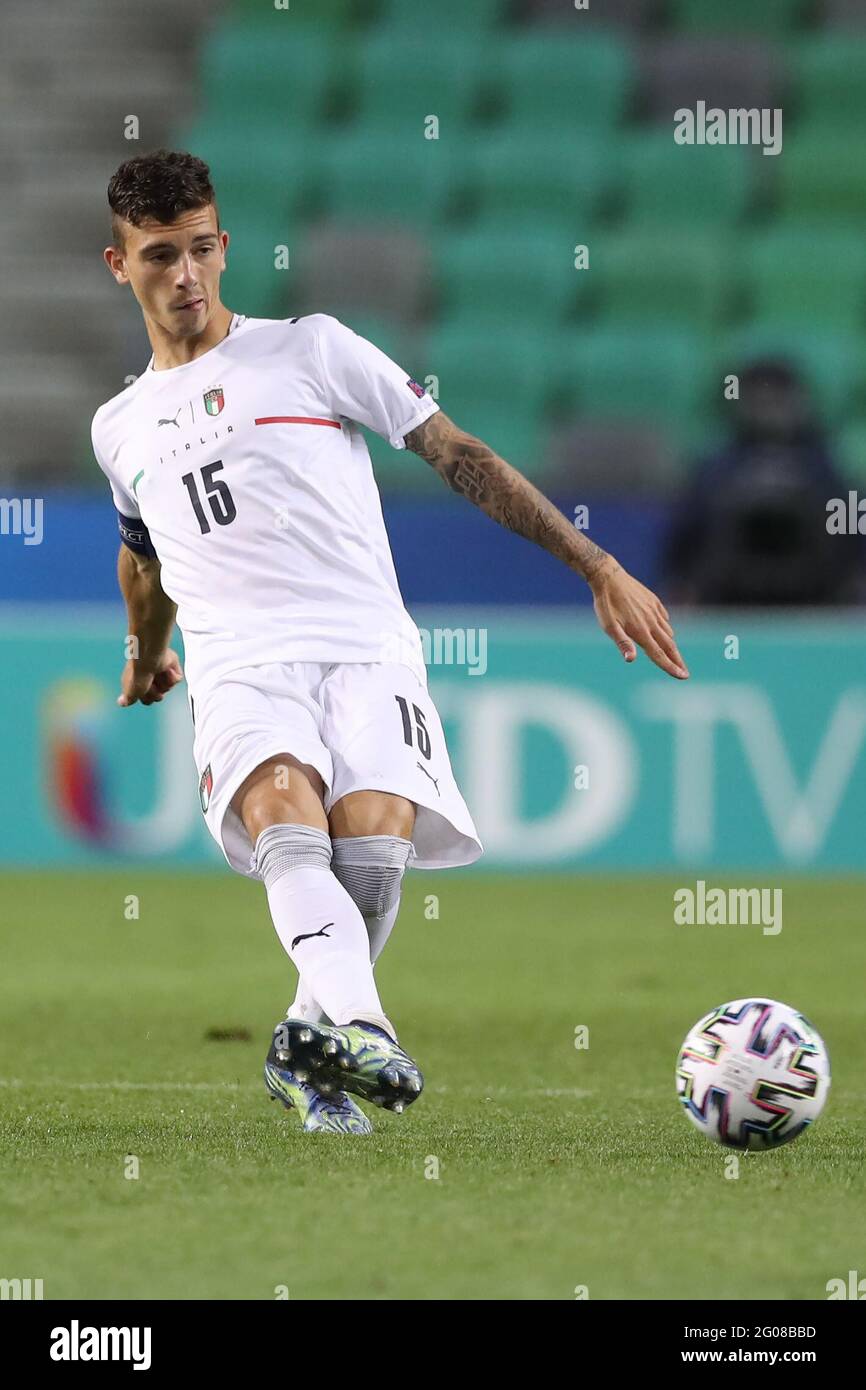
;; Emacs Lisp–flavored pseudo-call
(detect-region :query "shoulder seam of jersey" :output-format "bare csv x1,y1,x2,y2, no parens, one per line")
310,316,332,416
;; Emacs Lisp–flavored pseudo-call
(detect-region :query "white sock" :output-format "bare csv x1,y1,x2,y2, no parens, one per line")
255,824,394,1037
285,899,401,1022
285,980,330,1026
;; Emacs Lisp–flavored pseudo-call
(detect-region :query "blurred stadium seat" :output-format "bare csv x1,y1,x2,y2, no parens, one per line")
519,0,661,28
669,0,810,35
379,0,510,27
776,131,866,223
792,34,866,127
595,231,734,332
467,131,612,229
292,222,432,325
422,320,553,469
433,227,579,328
822,0,866,26
490,31,634,131
619,130,753,227
557,327,710,448
745,227,866,330
638,37,781,118
230,0,362,26
353,33,487,130
171,121,312,224
316,130,458,228
546,418,681,495
197,25,340,127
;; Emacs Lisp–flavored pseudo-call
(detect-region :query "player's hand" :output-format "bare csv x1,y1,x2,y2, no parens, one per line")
117,648,184,707
589,559,689,680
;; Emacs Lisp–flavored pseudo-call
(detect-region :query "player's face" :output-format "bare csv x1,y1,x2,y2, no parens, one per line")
109,206,229,336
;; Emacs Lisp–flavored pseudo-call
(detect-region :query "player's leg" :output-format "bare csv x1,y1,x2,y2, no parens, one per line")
191,665,383,1129
229,757,389,1133
328,789,415,967
286,789,413,1023
232,754,395,1039
296,790,424,1113
237,761,424,1113
282,787,412,1021
233,751,327,1027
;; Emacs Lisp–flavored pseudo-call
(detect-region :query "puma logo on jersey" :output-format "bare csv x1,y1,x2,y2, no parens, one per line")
157,407,182,428
416,762,440,795
291,922,334,949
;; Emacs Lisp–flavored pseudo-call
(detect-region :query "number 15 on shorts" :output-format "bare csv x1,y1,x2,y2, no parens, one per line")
395,695,431,760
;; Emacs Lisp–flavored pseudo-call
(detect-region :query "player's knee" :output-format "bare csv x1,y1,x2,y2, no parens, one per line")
331,836,412,919
241,792,328,844
329,790,415,840
232,755,327,841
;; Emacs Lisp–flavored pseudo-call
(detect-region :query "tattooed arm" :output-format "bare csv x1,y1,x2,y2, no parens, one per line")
404,410,688,680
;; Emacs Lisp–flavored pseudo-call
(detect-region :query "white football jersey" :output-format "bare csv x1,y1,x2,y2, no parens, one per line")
91,313,439,697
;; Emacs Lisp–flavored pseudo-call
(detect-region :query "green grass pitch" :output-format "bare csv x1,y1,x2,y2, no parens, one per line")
1,869,863,1300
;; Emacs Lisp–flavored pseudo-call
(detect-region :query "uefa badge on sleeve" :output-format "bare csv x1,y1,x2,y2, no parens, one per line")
199,763,213,813
203,387,224,416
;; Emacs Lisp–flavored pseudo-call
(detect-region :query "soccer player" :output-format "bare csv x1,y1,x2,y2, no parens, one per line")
93,150,688,1134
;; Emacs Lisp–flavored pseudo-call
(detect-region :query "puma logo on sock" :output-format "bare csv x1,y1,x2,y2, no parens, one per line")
291,922,334,949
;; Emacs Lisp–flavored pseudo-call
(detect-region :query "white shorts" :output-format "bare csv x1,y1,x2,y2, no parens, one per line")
189,661,483,877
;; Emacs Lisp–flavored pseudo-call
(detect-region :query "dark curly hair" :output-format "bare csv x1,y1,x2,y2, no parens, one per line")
107,148,219,250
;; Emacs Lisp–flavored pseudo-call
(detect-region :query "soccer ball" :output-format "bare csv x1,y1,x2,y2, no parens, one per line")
675,998,830,1151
